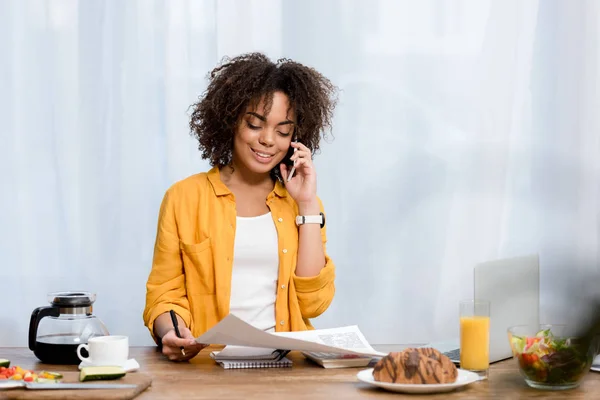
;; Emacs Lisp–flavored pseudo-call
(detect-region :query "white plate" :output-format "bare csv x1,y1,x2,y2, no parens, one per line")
356,368,480,394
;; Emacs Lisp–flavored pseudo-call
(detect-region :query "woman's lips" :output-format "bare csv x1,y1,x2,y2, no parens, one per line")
251,148,275,164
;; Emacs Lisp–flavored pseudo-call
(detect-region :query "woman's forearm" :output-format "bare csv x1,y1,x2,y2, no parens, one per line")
295,200,326,277
153,311,187,342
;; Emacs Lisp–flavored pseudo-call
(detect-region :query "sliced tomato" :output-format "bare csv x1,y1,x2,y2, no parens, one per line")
525,337,541,350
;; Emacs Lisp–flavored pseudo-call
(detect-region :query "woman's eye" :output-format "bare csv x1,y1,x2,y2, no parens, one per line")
246,122,261,130
278,131,291,137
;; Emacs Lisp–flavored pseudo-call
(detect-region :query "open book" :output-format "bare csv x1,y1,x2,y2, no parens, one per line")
302,352,373,369
272,325,378,368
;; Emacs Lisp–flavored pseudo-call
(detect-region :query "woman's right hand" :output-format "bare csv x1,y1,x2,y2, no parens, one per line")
161,327,207,361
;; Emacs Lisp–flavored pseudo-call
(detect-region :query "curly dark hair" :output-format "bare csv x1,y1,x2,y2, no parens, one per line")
189,52,338,178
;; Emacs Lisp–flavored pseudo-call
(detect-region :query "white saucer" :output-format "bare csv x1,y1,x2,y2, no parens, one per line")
356,368,480,394
591,355,600,372
78,358,140,372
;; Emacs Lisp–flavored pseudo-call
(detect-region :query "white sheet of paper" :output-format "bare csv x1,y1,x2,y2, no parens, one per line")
195,314,386,357
212,345,278,360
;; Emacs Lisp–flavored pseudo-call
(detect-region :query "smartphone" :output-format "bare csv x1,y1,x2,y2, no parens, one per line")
283,144,295,167
285,138,297,182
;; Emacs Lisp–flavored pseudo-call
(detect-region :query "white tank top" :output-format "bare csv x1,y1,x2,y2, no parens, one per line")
229,212,279,332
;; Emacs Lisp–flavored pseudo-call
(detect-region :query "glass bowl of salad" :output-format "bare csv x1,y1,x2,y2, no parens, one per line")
507,324,595,390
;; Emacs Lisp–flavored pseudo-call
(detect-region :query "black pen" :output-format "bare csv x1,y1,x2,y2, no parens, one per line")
275,350,290,361
169,310,186,356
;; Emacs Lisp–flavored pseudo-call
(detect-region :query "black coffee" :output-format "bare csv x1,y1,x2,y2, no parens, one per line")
34,334,89,365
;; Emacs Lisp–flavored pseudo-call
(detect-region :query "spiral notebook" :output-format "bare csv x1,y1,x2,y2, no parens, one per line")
210,345,293,369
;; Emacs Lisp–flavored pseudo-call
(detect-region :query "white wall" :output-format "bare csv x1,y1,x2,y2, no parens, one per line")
1,0,599,347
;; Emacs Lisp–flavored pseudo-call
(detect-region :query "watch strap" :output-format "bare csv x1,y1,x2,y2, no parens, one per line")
296,212,325,228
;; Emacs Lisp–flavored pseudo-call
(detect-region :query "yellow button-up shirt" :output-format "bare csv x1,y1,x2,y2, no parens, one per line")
143,167,336,340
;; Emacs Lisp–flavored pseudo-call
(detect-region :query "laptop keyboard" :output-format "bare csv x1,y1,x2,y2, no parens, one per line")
442,348,460,363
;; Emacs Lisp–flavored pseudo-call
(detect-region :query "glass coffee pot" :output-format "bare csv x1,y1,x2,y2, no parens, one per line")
29,291,109,364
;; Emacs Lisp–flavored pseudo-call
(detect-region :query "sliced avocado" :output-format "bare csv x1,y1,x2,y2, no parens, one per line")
79,366,126,382
0,359,10,368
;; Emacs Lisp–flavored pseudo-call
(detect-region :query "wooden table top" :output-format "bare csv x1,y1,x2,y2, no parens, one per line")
2,346,600,399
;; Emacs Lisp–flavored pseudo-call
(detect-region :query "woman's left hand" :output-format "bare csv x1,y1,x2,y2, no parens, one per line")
280,142,318,207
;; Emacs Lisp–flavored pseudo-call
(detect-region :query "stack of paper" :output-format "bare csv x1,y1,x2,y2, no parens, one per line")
196,314,385,368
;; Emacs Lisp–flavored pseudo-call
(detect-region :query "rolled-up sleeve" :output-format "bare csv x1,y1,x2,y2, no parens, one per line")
143,187,192,342
293,199,336,319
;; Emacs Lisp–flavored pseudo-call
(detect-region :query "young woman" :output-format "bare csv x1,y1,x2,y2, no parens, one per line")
143,53,338,361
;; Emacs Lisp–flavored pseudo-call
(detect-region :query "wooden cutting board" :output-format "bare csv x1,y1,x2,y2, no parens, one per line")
0,372,152,400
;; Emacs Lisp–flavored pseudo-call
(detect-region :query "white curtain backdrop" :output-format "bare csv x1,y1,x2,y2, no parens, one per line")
1,0,599,346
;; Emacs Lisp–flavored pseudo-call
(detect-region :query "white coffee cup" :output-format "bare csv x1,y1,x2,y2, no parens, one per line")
77,335,129,366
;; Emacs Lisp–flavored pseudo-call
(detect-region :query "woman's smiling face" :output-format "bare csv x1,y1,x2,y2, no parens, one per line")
231,91,295,176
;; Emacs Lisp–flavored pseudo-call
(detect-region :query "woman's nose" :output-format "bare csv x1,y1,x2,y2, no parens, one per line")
259,129,275,146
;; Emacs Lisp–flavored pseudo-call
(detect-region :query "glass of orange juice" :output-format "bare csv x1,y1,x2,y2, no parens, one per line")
460,299,490,379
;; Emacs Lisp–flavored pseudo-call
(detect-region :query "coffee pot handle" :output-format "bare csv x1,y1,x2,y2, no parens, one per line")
29,306,60,351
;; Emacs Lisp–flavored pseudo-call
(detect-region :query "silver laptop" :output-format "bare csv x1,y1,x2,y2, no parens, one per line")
424,254,539,364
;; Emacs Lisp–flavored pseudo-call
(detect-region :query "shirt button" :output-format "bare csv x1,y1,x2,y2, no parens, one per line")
281,284,286,290
280,320,285,326
282,249,288,254
278,217,283,222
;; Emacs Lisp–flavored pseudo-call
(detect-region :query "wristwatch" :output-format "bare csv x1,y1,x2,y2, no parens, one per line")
295,212,325,228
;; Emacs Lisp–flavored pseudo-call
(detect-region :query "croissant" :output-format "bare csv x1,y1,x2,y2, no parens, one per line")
373,347,458,384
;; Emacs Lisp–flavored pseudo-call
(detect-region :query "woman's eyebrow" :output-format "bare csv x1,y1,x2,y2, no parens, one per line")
246,112,294,126
276,120,294,126
246,111,266,121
